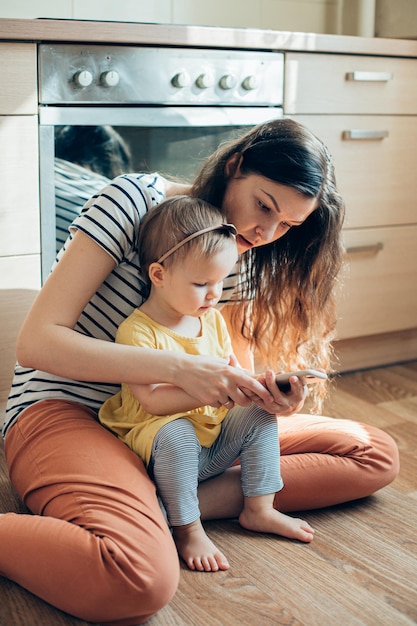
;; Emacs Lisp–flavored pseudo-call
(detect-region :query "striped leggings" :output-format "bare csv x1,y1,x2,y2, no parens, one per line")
150,404,283,527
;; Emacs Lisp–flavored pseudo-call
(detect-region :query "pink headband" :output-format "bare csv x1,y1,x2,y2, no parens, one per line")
157,223,237,264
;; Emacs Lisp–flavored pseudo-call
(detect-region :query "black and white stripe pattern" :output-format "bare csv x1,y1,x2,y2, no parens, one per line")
150,406,283,527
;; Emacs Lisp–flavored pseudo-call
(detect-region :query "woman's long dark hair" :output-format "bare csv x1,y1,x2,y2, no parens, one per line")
191,118,345,407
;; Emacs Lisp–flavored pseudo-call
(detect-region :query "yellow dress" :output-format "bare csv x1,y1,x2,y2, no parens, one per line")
99,308,232,465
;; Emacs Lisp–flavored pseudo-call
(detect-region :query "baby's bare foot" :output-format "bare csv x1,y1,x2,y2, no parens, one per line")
173,520,230,572
239,507,314,543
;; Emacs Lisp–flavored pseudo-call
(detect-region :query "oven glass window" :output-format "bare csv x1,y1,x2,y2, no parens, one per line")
54,124,248,253
117,126,245,182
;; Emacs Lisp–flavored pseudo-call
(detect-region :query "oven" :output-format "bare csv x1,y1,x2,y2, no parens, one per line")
38,44,284,280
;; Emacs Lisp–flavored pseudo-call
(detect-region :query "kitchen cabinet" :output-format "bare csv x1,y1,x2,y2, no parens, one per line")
285,51,417,367
337,226,417,338
291,114,416,230
284,53,417,115
0,42,40,274
0,43,40,408
0,42,37,113
0,116,40,257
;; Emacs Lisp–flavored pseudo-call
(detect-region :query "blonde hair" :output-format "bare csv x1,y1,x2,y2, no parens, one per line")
138,196,236,295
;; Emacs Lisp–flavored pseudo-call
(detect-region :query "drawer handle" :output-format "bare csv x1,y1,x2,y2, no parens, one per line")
346,71,393,82
346,242,384,256
342,130,389,140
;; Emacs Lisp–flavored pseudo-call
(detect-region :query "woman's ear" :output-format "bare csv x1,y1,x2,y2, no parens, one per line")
225,153,243,177
148,262,165,288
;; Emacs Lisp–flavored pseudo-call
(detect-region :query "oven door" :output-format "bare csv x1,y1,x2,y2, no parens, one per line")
39,105,282,280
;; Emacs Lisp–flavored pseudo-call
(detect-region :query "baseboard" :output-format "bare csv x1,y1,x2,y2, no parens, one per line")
333,327,417,373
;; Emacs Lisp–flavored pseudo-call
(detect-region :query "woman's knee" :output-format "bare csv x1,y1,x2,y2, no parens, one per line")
72,535,180,624
366,424,400,488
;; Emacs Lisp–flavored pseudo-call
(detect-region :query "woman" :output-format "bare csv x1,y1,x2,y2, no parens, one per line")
1,119,399,625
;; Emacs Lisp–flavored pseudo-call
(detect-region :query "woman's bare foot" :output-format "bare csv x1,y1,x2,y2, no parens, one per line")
239,506,314,543
173,519,230,572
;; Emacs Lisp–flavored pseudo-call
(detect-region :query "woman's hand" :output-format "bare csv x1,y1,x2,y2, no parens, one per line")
241,369,307,416
171,354,274,409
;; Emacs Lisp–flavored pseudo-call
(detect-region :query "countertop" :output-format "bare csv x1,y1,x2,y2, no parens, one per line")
1,18,417,57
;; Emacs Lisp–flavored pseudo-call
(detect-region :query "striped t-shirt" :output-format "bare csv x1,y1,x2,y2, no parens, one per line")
3,173,241,439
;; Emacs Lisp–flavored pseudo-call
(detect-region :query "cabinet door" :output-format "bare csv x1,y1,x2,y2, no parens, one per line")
336,225,417,339
0,256,40,410
0,43,37,115
0,116,40,257
289,115,417,229
0,278,40,410
284,53,417,115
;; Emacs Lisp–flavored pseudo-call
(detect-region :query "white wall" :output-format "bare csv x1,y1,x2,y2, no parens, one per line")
1,0,412,38
375,0,417,39
0,0,342,35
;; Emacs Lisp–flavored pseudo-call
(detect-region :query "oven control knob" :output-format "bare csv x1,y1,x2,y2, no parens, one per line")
100,70,120,88
73,70,93,88
219,74,237,90
195,73,214,89
171,72,191,89
242,75,258,91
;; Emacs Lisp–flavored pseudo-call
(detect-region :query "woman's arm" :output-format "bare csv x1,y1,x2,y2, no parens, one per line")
16,232,276,408
129,349,243,415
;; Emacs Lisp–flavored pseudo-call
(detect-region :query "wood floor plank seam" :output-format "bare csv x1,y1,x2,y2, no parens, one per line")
0,360,416,625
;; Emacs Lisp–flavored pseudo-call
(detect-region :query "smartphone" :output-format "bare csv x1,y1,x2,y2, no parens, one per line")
275,369,328,392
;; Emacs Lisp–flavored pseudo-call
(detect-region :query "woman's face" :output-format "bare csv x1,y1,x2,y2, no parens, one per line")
222,168,319,254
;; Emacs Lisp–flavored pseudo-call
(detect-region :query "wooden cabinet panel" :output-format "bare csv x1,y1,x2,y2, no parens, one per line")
284,53,417,114
0,254,41,290
290,115,417,229
0,43,39,403
0,281,39,410
0,116,40,256
336,225,417,339
285,50,417,365
0,256,40,405
0,43,37,114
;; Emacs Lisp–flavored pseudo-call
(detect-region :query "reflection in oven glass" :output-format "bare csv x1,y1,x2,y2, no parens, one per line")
54,125,132,252
54,124,247,252
119,126,244,182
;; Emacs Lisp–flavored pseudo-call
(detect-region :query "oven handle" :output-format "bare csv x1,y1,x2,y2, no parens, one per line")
39,106,282,127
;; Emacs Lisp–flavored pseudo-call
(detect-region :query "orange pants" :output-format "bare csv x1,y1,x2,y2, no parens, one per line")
1,399,399,624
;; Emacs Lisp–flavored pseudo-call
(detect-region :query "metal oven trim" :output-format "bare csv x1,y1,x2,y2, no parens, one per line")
39,105,282,127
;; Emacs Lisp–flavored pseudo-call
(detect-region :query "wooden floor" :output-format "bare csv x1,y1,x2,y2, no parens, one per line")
1,361,416,626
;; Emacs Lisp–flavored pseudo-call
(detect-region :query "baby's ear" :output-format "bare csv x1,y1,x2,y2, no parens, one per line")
148,262,165,287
